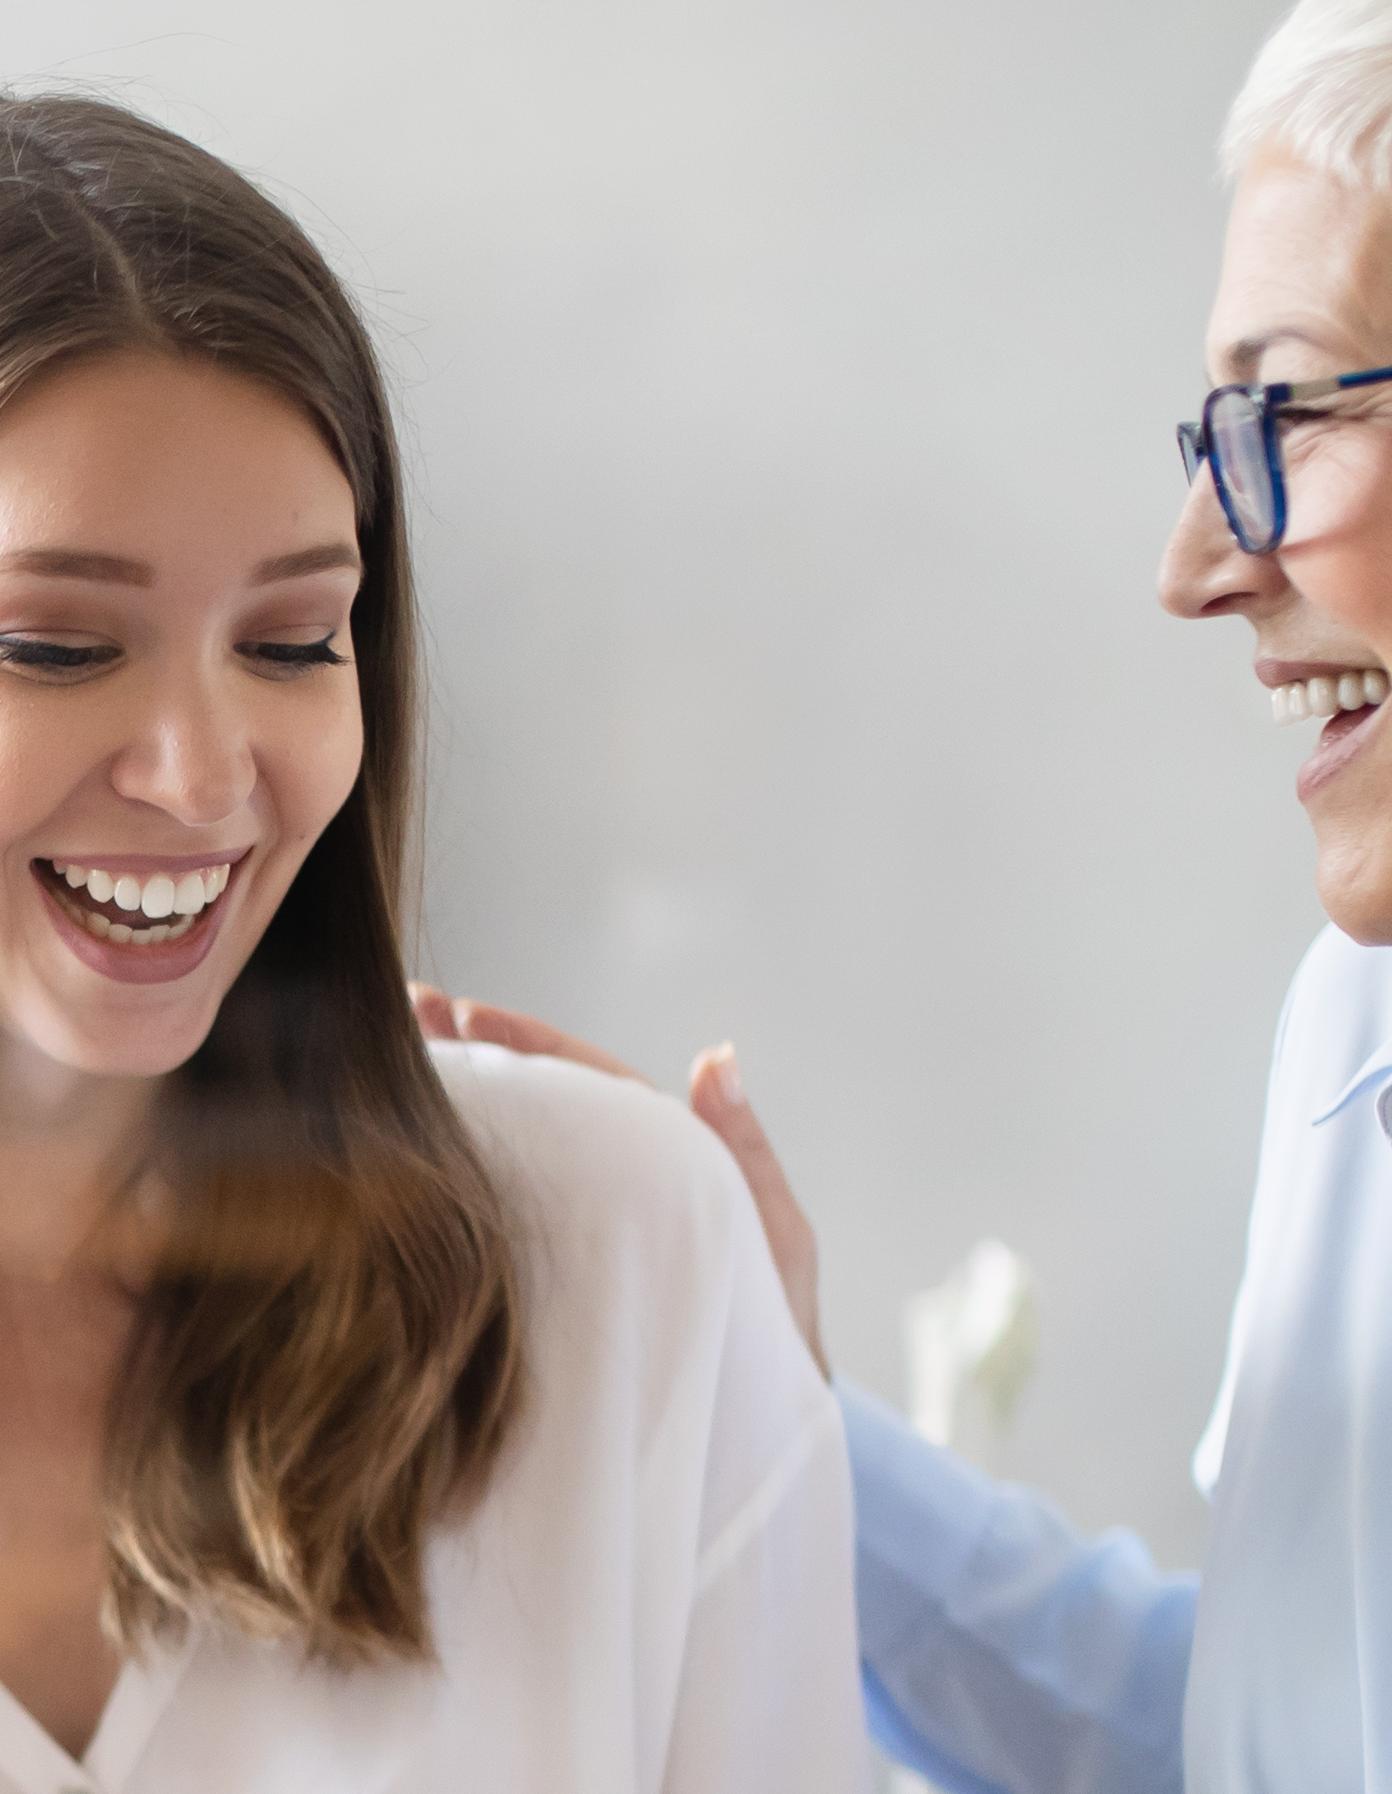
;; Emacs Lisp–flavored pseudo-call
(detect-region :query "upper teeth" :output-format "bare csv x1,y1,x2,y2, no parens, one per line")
1273,669,1391,725
49,861,230,918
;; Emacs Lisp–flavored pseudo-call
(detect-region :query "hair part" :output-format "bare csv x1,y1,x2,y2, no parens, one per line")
0,91,526,1666
1221,0,1392,189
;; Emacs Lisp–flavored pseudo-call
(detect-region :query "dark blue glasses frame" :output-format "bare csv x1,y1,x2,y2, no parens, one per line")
1177,362,1392,553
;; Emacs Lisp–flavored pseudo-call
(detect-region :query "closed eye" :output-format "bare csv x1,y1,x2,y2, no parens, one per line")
0,639,119,672
0,635,352,678
239,638,351,673
1273,406,1333,428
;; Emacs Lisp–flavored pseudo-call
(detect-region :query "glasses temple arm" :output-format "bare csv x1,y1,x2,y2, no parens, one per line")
1279,375,1343,401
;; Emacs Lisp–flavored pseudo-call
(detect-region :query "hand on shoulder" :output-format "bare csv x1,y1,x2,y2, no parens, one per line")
410,985,830,1379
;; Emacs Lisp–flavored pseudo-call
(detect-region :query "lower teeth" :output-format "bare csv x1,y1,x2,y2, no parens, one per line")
53,886,201,947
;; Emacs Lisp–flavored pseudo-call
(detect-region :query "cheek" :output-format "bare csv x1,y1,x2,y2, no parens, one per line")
272,687,364,846
0,695,105,848
1282,432,1392,640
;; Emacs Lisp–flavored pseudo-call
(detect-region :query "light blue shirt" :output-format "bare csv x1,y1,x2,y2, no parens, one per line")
841,923,1392,1792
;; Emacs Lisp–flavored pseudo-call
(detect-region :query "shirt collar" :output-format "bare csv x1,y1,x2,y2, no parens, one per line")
1312,1037,1392,1135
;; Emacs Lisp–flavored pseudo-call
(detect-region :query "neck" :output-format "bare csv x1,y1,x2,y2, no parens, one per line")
0,1039,161,1287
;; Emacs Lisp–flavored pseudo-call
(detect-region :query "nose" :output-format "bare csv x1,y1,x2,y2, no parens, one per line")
1157,465,1290,622
108,666,257,827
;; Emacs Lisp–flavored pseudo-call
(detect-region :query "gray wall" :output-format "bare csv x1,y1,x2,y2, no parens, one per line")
13,0,1320,1572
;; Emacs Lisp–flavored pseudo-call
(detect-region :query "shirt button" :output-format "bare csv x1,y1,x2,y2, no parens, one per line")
1377,1082,1392,1140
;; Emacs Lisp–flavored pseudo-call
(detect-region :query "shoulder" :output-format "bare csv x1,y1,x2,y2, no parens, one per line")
426,1036,748,1273
426,1037,837,1542
1192,932,1392,1502
424,1037,779,1419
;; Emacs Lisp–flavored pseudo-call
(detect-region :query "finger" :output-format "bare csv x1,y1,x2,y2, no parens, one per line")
689,1044,801,1226
689,1043,830,1378
453,1002,651,1086
408,981,461,1040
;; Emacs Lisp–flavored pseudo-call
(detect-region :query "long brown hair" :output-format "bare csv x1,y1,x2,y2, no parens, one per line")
0,92,525,1664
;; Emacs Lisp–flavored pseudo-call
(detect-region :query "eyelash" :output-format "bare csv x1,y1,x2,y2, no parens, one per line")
0,636,351,678
1274,406,1333,428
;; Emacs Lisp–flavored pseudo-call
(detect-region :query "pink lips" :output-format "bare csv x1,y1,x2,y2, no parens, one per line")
1296,701,1389,803
32,858,238,986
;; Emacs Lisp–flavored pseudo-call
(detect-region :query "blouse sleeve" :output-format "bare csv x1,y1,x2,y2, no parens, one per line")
432,1042,870,1792
653,1124,870,1794
660,1394,870,1792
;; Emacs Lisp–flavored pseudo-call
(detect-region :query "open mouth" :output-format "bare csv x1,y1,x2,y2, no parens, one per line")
1272,667,1389,730
31,858,232,948
1318,704,1380,745
1270,666,1392,793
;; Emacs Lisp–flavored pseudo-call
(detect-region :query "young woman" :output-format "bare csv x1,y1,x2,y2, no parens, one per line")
0,95,865,1792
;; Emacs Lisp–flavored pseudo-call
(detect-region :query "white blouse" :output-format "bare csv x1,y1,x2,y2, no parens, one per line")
1,1040,868,1794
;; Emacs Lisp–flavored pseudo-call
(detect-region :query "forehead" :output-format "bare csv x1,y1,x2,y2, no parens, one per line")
1208,151,1392,381
0,350,356,569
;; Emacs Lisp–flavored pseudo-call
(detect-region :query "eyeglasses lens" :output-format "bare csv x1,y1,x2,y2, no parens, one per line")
1177,424,1203,483
1207,388,1274,550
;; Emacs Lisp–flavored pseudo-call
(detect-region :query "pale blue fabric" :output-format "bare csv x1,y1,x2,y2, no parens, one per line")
840,1379,1195,1793
841,924,1392,1793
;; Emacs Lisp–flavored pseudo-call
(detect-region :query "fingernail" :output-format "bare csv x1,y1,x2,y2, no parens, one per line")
713,1041,744,1107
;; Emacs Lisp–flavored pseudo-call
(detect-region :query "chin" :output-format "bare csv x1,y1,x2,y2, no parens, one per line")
1314,834,1392,947
38,1009,219,1080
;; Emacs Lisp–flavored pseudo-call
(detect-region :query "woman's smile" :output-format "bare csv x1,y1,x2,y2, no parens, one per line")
1254,655,1392,800
27,853,247,986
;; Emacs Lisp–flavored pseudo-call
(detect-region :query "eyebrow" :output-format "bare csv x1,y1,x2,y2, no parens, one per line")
0,542,363,586
1206,326,1336,386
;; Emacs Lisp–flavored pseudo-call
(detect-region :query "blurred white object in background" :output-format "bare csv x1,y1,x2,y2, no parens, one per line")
885,1240,1039,1794
905,1238,1039,1449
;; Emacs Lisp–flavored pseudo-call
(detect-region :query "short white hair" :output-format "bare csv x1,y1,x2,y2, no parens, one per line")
1222,0,1392,188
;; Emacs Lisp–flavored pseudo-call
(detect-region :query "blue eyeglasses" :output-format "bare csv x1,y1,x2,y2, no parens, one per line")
1178,362,1392,553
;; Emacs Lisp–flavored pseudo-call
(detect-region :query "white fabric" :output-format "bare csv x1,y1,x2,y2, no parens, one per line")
1184,923,1392,1791
0,1040,868,1794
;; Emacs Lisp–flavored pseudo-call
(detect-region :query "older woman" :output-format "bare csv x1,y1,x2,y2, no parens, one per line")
418,0,1392,1786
